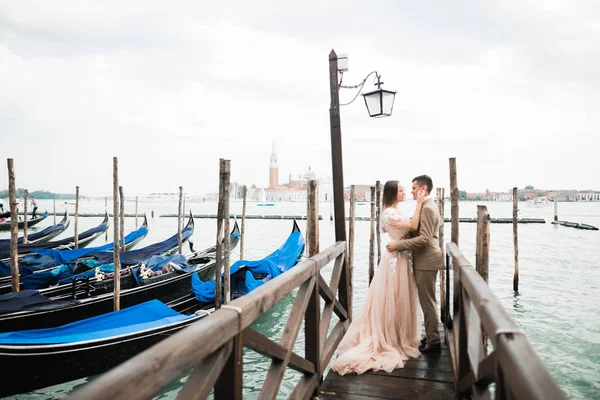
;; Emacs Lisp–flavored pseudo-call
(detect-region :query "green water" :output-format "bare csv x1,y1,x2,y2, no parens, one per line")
4,199,599,399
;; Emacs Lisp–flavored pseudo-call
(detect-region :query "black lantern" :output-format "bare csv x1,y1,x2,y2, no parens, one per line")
362,74,396,118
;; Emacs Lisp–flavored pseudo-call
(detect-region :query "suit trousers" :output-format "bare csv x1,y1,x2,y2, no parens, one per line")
415,269,440,345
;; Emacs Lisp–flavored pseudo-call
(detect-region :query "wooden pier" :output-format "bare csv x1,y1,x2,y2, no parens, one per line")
320,323,453,399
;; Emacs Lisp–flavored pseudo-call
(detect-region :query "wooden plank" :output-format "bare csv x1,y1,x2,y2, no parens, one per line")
320,319,349,372
290,374,319,400
259,276,315,399
321,370,454,400
68,311,239,400
243,328,315,375
319,274,348,321
365,367,454,383
176,341,232,400
320,253,346,349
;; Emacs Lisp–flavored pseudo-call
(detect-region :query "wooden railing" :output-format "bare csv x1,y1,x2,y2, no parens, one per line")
67,241,350,400
445,241,566,399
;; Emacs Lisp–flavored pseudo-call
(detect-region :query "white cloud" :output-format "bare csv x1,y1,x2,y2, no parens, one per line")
1,0,599,196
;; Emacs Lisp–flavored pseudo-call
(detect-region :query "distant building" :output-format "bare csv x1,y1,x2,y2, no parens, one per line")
344,185,372,201
576,190,600,202
262,141,333,202
493,192,513,202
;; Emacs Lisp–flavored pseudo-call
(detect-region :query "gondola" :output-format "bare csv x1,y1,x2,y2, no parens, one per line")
0,219,302,397
0,211,110,261
192,219,304,303
0,211,49,232
0,210,70,249
0,298,209,397
0,216,239,333
0,215,149,293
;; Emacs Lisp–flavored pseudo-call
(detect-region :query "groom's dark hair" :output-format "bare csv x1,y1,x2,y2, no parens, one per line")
413,175,433,194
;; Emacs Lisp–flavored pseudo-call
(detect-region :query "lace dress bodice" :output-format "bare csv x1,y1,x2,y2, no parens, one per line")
382,207,412,241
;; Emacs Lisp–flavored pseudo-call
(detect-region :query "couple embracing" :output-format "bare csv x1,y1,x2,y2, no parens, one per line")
332,175,444,375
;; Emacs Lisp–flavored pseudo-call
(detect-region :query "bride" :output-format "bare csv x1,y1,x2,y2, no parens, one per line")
332,180,425,375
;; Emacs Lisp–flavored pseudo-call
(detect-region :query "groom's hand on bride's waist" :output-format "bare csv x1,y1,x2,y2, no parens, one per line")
386,241,400,252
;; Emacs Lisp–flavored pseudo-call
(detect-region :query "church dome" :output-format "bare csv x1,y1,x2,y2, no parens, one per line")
303,165,316,180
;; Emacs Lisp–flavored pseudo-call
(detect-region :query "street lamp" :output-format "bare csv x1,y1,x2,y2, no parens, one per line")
362,73,396,118
328,49,395,243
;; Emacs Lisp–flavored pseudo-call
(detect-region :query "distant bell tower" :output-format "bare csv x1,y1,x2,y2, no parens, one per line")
269,140,279,188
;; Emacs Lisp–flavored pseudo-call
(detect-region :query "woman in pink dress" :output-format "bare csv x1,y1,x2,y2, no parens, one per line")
332,180,425,375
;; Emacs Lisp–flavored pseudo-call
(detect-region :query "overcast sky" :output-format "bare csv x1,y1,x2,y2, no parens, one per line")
1,1,599,196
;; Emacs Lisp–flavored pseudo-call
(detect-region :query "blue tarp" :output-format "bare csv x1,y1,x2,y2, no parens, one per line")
0,219,68,250
88,225,193,266
192,226,304,303
0,300,192,345
28,226,148,265
0,215,108,261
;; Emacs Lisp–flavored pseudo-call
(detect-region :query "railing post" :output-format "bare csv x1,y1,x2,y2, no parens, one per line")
454,264,470,397
476,205,491,351
305,179,321,396
214,335,243,400
437,187,446,322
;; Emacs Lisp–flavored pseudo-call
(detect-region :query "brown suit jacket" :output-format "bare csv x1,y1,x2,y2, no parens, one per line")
394,198,444,271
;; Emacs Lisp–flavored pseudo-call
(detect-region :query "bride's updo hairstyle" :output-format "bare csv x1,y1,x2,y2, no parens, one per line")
382,180,400,209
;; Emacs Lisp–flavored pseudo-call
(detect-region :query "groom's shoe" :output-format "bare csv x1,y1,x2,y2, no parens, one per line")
419,342,441,353
420,337,427,346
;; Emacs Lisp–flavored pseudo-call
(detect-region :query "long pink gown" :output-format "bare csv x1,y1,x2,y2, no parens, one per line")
331,206,422,375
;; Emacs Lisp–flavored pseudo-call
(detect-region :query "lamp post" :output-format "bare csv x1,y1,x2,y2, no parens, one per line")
328,49,396,243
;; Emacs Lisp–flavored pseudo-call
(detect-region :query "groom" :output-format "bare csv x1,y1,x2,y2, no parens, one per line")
386,175,444,353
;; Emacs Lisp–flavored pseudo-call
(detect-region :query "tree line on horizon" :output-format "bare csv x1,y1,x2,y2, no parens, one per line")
0,189,79,200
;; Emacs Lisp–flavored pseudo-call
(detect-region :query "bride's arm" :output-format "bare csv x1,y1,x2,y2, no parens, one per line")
405,198,424,231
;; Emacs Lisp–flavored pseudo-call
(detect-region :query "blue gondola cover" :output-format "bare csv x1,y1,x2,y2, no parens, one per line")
192,225,304,302
0,300,192,345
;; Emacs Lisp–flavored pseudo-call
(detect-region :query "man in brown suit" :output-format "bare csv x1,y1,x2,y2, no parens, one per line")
386,175,444,353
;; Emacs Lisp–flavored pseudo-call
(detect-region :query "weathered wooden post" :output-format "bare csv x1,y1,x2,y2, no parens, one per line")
554,196,558,222
135,195,139,229
178,186,183,255
223,160,231,305
74,186,80,249
214,159,226,309
307,180,319,256
53,193,56,224
23,189,28,244
328,49,350,315
240,186,247,260
437,188,446,320
7,159,19,292
513,187,519,292
119,186,124,253
348,185,356,321
449,157,459,245
104,196,108,241
113,157,121,311
303,177,321,397
476,205,490,350
369,186,376,285
375,180,381,265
